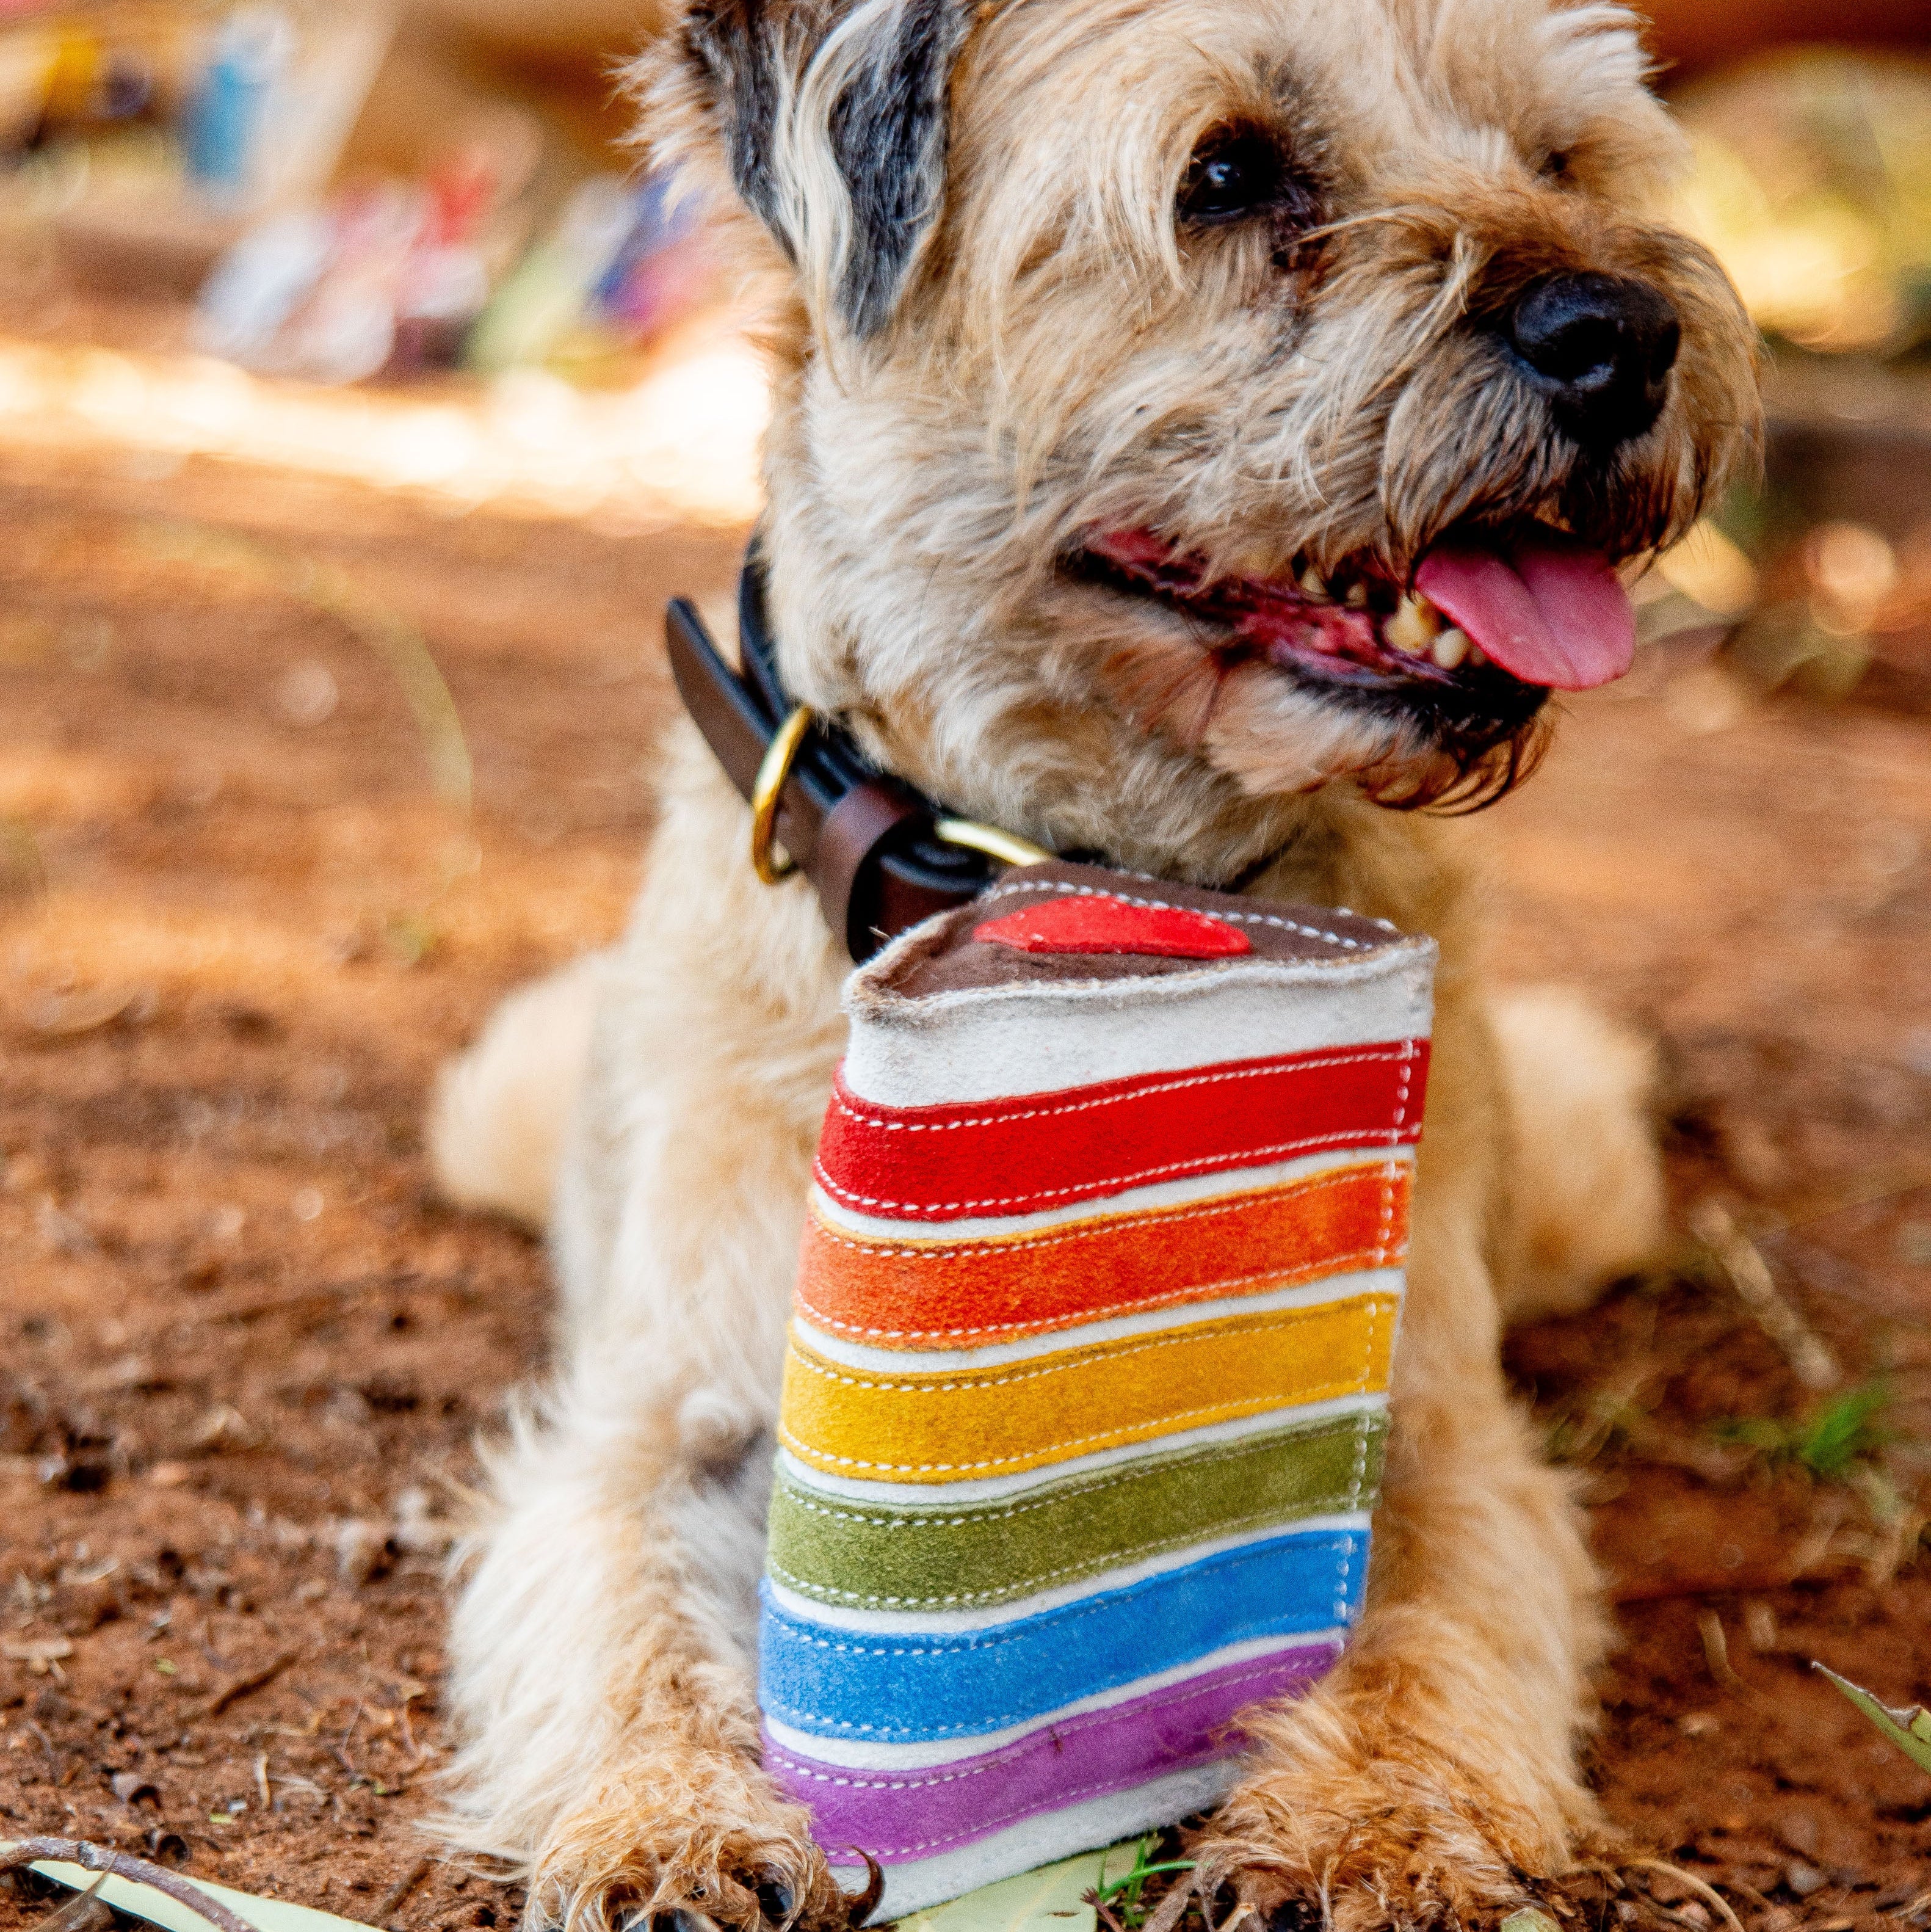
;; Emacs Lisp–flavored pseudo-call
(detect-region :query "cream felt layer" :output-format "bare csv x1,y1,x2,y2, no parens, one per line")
778,1291,1396,1483
832,1761,1245,1920
765,1512,1372,1633
775,1390,1391,1507
812,1146,1417,1244
792,1268,1406,1373
769,1408,1388,1614
761,1627,1349,1772
842,950,1436,1108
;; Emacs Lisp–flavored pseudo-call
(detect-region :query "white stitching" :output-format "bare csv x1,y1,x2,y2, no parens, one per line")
763,1536,1357,1667
786,1304,1379,1398
817,1127,1413,1217
808,1166,1380,1262
816,1045,1424,1216
761,1657,1304,1806
773,1412,1385,1534
769,1492,1362,1606
798,1247,1391,1342
767,1660,1307,1788
974,878,1372,951
778,1323,1394,1475
1333,1037,1416,1622
830,1047,1404,1135
797,1167,1407,1340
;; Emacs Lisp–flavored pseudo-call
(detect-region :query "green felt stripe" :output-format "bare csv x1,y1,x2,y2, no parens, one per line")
769,1409,1388,1611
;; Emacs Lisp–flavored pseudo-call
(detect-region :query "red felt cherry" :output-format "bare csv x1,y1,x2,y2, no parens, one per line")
974,895,1252,959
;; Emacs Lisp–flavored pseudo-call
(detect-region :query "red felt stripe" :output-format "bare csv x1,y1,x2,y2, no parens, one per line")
816,1041,1429,1223
974,896,1252,958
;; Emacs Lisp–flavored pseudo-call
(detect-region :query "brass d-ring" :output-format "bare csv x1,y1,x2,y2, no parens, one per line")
750,704,814,885
933,817,1053,869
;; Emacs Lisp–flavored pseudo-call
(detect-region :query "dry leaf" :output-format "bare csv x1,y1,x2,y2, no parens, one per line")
29,988,146,1038
4,1637,76,1676
27,1870,110,1932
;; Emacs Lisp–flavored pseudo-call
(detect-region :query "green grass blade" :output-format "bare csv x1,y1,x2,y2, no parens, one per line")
1815,1663,1931,1773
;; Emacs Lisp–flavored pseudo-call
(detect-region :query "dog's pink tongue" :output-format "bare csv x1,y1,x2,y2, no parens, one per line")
1415,534,1634,691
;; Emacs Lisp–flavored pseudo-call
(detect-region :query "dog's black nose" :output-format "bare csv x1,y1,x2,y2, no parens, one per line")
1508,271,1682,449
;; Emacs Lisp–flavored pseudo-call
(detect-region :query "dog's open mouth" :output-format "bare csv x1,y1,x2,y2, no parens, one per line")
1072,526,1637,702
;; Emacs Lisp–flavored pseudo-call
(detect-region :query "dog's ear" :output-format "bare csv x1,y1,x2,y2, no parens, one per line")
678,0,971,336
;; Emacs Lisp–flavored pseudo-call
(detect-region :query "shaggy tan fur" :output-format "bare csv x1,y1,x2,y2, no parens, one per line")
429,3,1758,1928
1490,986,1667,1323
428,951,609,1232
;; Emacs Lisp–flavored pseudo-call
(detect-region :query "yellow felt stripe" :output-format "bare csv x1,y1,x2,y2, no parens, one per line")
779,1295,1396,1484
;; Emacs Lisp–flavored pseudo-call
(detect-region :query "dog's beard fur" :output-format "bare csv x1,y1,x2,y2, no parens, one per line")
641,0,1761,876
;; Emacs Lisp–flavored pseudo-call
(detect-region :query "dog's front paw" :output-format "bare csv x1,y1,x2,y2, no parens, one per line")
1195,1756,1573,1932
524,1773,855,1932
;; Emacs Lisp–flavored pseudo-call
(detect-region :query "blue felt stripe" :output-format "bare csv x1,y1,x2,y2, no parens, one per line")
758,1525,1369,1744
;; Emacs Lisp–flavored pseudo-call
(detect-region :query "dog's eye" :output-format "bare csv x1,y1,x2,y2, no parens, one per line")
1179,128,1288,226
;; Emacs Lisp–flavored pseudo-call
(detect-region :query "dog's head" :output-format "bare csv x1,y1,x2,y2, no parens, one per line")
640,0,1761,872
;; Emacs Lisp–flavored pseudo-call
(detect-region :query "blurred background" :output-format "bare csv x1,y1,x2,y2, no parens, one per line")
3,5,1931,1931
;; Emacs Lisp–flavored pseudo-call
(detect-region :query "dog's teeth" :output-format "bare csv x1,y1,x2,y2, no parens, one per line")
1385,592,1440,655
1344,582,1369,609
1431,627,1471,670
1468,642,1488,667
1299,565,1327,598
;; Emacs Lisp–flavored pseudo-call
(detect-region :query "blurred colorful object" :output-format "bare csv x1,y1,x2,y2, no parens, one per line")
1675,51,1931,356
200,162,716,383
0,4,392,203
198,153,496,381
466,171,717,374
0,4,203,153
183,5,290,197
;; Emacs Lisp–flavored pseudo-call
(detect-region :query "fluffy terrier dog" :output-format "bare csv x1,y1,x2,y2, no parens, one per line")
428,2,1759,1927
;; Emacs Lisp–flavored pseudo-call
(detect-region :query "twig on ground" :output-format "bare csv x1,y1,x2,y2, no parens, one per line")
201,1652,295,1718
24,1720,59,1778
375,1854,433,1920
1139,1878,1196,1932
1694,1610,1773,1713
332,1701,363,1777
1689,1200,1839,1390
0,1838,256,1932
1623,1861,1747,1932
29,1867,109,1932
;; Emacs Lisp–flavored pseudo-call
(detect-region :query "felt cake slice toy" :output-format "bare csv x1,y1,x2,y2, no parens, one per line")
758,862,1436,1918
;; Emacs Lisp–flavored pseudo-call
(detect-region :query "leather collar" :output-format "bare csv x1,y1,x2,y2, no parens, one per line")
666,545,1004,962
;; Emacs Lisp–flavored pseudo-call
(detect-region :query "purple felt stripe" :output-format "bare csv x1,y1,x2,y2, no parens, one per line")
764,1640,1341,1864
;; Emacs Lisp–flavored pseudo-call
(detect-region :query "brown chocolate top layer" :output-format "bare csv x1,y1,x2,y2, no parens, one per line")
881,861,1413,1001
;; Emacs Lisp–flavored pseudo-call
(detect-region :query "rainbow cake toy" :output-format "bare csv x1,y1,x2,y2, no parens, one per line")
758,862,1436,1917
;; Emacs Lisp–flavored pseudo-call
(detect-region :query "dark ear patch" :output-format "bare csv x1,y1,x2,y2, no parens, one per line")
825,0,971,335
683,0,792,242
683,0,969,336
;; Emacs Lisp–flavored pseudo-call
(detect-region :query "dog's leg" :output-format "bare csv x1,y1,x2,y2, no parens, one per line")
1490,986,1666,1324
1199,1007,1611,1928
429,951,610,1232
440,726,853,1932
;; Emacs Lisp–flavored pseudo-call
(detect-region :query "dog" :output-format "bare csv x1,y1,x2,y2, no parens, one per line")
426,2,1760,1927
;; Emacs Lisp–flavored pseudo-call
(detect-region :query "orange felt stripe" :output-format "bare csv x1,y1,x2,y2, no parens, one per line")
797,1162,1409,1349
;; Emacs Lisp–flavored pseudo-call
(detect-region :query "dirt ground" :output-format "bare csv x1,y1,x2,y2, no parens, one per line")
1,409,1930,1932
